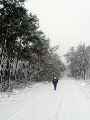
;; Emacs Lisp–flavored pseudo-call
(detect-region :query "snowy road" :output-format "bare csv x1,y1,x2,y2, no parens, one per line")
0,79,90,120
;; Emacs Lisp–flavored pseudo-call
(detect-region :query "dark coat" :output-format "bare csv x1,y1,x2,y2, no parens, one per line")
52,77,58,85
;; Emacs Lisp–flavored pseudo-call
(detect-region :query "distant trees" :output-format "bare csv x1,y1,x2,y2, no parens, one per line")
65,43,90,80
0,0,65,91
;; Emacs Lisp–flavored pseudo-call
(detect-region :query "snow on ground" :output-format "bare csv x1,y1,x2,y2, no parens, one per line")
75,79,90,99
58,79,90,120
0,78,90,120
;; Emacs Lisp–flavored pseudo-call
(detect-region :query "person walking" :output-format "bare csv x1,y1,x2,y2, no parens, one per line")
52,76,58,90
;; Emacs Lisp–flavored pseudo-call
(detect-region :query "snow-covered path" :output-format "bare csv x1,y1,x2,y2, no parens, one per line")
0,79,90,120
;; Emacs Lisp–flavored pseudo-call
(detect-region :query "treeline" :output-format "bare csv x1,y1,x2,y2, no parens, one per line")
65,43,90,80
0,0,65,91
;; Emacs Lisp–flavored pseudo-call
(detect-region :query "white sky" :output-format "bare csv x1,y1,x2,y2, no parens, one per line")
25,0,90,61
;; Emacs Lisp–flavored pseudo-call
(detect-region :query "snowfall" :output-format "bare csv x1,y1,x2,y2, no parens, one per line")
0,78,90,120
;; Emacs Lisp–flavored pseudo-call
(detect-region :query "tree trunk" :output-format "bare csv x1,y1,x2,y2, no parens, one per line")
84,70,86,80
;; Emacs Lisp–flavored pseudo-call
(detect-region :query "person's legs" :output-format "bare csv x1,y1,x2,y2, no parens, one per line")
55,84,57,90
54,84,56,90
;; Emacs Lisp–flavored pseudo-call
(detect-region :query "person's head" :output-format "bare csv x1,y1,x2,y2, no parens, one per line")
54,76,57,79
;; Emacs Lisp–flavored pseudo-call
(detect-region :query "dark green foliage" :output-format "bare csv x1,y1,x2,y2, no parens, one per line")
0,0,65,91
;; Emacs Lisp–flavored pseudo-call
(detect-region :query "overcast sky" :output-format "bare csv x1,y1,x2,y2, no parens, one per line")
25,0,90,61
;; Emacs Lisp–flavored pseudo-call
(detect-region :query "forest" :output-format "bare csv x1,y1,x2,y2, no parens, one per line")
0,0,65,92
65,43,90,80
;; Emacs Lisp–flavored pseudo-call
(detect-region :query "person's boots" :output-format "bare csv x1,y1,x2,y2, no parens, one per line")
54,86,56,90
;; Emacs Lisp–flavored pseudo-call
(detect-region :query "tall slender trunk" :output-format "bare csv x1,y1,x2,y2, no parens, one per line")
37,56,40,82
0,48,6,91
84,70,86,80
4,59,11,89
15,59,18,81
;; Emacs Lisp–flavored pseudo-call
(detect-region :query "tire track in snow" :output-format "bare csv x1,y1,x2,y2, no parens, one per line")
7,80,65,120
52,80,65,120
8,91,49,120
